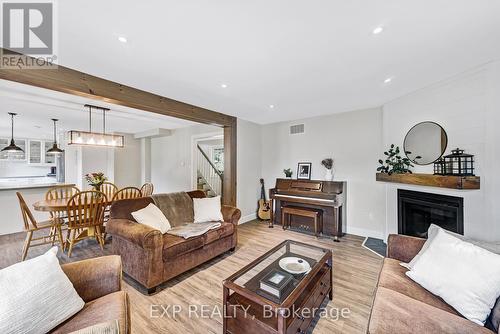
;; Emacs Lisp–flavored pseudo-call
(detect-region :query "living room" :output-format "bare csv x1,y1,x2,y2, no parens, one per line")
1,1,500,334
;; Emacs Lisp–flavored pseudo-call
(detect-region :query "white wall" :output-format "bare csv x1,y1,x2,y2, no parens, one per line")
0,162,51,178
382,61,500,241
237,119,262,223
150,124,222,194
114,134,141,188
80,146,114,190
150,120,263,224
140,138,152,184
261,108,386,238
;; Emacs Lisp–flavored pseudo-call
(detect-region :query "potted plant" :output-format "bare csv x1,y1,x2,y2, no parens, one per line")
283,168,293,178
377,144,416,175
85,172,107,191
321,158,334,181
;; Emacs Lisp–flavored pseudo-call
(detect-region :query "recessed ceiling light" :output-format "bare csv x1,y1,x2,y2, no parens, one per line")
372,26,384,35
384,77,393,84
221,84,228,88
269,105,275,109
117,36,128,43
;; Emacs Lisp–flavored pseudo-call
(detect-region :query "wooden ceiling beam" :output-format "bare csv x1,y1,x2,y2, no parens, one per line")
0,48,235,127
0,49,237,206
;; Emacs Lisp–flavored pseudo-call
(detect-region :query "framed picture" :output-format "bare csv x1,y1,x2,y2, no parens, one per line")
297,162,312,180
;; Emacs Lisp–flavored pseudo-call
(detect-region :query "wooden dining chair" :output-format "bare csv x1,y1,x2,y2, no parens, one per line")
16,192,64,261
45,185,81,201
112,187,142,201
65,191,107,257
45,185,81,218
140,182,154,196
100,181,119,201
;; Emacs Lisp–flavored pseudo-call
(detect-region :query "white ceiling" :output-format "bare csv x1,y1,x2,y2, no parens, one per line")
0,80,197,139
7,1,500,125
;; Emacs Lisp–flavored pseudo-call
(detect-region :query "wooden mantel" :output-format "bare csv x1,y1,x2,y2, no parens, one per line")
376,173,480,190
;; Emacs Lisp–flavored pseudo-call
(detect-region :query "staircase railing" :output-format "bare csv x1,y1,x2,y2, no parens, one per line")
196,145,223,196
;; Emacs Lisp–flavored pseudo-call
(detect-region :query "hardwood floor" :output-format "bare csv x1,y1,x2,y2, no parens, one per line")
0,221,383,334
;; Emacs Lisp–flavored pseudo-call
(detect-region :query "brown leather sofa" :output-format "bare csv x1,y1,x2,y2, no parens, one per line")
107,190,241,293
51,255,130,334
368,234,498,334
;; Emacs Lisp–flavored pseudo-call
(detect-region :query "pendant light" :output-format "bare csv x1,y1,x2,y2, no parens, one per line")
46,118,64,154
1,112,24,153
68,104,124,148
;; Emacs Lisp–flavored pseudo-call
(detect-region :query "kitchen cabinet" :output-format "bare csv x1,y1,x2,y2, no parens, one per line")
29,140,42,164
0,138,55,165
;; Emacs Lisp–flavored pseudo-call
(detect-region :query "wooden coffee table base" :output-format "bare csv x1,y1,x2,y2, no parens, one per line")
222,240,333,334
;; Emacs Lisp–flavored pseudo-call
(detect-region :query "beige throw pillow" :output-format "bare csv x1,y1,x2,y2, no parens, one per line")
131,203,171,233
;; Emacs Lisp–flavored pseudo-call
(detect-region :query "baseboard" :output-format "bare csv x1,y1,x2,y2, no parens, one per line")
346,226,384,240
239,213,257,224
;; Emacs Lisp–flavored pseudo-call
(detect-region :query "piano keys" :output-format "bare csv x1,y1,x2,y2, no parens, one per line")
269,178,347,241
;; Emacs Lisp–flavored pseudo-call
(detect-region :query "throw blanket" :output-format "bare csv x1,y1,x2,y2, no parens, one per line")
167,222,221,239
152,192,194,227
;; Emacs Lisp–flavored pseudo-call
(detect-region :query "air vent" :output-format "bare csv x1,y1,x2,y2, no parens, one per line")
289,124,305,135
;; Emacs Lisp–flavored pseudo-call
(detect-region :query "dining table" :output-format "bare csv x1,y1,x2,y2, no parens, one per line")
33,197,112,213
32,197,112,242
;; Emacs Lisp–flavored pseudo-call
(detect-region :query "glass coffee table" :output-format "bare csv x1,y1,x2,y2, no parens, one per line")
223,240,332,334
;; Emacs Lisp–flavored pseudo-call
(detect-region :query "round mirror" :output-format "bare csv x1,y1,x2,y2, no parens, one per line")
404,121,448,165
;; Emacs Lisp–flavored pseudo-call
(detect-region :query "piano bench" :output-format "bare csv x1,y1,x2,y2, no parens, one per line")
281,206,323,237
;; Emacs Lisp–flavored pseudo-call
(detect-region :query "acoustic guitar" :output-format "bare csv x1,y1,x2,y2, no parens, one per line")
258,178,271,220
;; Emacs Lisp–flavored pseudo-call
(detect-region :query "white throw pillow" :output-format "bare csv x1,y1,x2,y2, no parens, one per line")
406,228,500,325
401,224,500,270
193,195,224,223
0,247,85,334
400,224,440,270
131,203,171,233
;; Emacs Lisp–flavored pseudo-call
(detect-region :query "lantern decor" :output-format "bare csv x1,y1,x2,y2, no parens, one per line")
433,157,446,175
443,148,475,176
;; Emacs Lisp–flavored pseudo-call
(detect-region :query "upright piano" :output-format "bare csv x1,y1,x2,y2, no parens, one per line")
269,178,347,241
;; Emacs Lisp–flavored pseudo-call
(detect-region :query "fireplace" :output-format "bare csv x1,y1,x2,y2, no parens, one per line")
398,189,463,238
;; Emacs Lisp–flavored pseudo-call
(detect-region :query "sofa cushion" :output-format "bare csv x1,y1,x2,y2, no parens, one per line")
378,258,459,315
163,234,204,260
368,287,493,334
51,291,129,334
204,222,234,245
152,192,194,227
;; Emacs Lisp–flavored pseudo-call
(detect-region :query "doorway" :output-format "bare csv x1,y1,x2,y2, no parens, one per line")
191,132,224,197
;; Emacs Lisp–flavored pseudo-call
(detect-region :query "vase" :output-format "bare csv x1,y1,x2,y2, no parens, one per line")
325,169,334,181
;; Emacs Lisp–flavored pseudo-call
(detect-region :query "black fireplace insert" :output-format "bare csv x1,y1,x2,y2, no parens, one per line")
398,189,463,238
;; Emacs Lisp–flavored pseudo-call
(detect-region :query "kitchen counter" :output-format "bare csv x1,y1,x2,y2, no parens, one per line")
0,176,73,190
0,179,78,235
